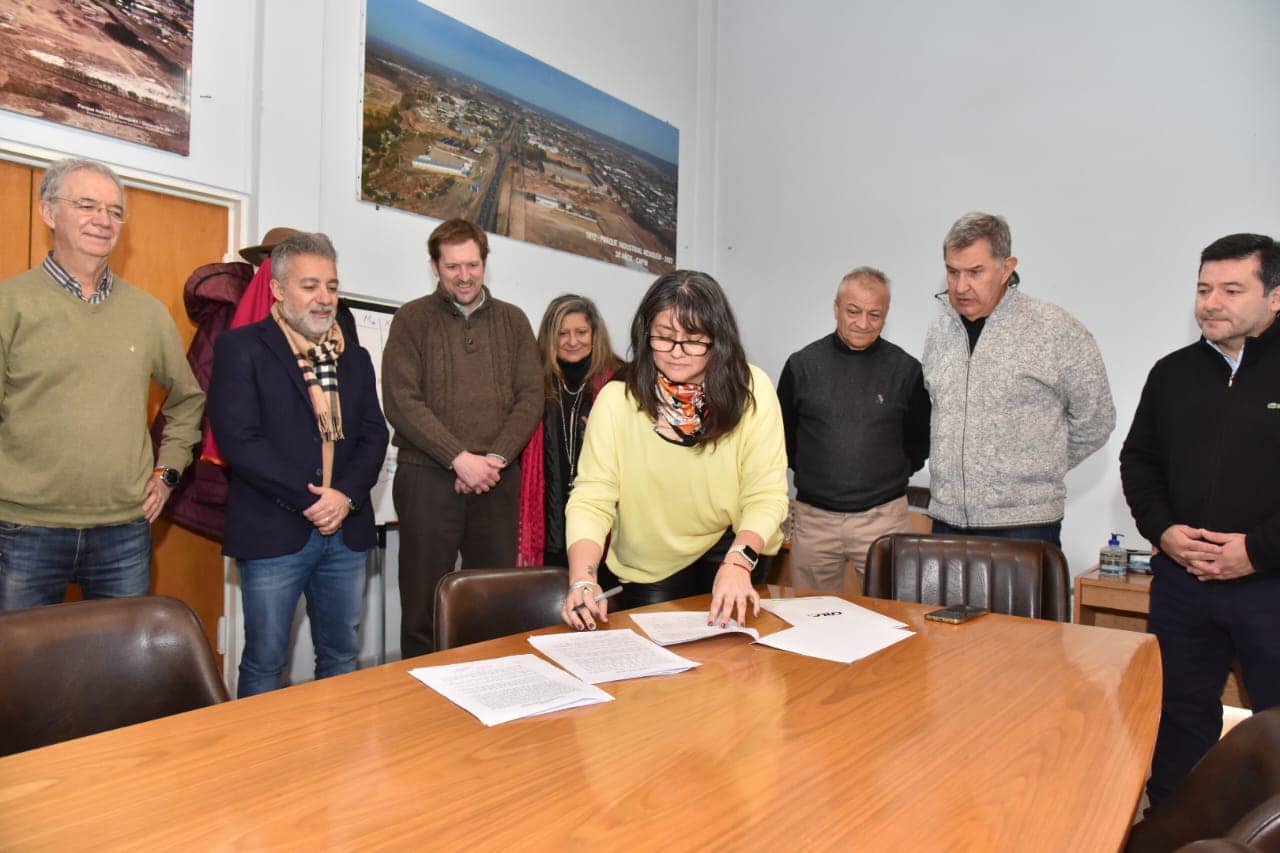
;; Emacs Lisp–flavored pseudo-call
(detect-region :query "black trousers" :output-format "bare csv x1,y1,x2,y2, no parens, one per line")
1146,552,1280,809
599,528,773,611
393,460,520,658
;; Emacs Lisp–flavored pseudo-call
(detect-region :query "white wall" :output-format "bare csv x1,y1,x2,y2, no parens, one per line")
712,0,1280,574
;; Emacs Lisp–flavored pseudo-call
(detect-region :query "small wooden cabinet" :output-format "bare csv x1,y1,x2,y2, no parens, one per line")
1074,568,1152,631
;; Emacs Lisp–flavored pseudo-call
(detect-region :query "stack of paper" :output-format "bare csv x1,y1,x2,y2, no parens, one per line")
528,628,700,683
759,595,907,629
409,654,612,726
630,611,760,646
756,595,914,664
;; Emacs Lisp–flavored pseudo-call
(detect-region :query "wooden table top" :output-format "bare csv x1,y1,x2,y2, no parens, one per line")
1078,567,1155,591
0,588,1160,851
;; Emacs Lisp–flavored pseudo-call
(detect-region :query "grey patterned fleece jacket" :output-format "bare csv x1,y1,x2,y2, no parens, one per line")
921,286,1115,528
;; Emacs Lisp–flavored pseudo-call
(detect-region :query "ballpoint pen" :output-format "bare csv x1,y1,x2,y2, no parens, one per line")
574,584,622,612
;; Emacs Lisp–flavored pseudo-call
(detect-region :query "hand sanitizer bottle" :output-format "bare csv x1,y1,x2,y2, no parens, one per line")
1100,533,1127,577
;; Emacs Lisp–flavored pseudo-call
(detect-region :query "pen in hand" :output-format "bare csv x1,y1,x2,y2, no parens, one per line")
574,585,622,613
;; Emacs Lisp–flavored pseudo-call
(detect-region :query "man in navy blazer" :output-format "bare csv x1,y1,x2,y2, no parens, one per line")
209,232,388,697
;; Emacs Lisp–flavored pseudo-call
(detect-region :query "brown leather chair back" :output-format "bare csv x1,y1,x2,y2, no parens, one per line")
1127,708,1280,853
0,596,229,756
434,566,570,651
863,533,1070,621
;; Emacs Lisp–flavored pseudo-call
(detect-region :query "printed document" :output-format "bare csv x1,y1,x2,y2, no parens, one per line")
528,628,700,684
630,611,760,646
409,654,612,726
760,595,907,629
756,619,914,664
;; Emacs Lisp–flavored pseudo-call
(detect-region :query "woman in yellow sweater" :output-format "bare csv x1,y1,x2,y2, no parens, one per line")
562,270,788,630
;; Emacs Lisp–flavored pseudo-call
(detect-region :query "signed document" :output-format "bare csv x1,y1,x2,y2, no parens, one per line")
409,654,612,726
528,628,700,684
630,611,761,646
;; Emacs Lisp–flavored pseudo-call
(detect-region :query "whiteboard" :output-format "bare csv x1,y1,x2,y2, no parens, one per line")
346,298,399,525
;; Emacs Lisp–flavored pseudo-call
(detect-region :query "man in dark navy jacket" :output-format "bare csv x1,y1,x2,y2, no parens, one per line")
209,232,388,698
1121,233,1280,810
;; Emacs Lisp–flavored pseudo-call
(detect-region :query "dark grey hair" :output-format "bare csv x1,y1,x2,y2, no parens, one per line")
837,266,890,298
943,212,1012,260
39,158,127,211
271,232,338,281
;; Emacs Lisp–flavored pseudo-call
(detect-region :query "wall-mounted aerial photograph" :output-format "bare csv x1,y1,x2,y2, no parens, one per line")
0,0,193,155
361,0,679,273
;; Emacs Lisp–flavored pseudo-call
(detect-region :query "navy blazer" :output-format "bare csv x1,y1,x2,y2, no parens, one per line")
208,318,390,560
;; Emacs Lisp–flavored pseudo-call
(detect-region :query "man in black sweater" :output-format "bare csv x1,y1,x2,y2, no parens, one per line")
778,267,930,594
1120,233,1280,811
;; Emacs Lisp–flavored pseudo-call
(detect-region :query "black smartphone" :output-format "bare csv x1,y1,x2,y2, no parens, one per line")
924,604,989,624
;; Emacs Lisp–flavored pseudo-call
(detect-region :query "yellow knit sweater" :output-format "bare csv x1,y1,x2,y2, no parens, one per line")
566,364,788,583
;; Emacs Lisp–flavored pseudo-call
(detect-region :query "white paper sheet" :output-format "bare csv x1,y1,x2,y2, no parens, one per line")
760,595,907,629
756,619,914,664
630,611,761,646
528,628,701,684
409,654,612,726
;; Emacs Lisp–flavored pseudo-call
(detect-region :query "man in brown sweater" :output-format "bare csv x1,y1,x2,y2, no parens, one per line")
382,219,541,656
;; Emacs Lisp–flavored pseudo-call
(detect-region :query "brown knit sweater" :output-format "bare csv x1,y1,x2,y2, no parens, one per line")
382,285,542,470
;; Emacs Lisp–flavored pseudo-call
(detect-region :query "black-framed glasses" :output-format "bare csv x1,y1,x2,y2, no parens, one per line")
649,335,712,356
51,196,127,224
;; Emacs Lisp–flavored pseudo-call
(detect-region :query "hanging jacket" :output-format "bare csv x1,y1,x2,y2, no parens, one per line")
151,261,253,540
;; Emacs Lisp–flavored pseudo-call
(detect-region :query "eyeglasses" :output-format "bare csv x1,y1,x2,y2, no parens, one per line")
649,335,712,356
51,197,127,224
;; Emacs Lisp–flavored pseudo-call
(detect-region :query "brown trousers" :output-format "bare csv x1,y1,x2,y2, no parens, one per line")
789,496,911,595
393,460,520,658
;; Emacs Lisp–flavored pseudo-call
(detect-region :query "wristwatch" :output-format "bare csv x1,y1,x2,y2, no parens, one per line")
153,467,180,487
725,544,759,570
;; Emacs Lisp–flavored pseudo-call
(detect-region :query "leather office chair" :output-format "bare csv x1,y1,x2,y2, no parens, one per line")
0,596,230,756
1127,708,1280,853
434,566,570,651
863,533,1070,621
905,485,931,510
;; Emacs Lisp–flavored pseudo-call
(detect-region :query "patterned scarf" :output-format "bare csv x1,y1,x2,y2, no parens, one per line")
271,302,345,486
654,371,706,446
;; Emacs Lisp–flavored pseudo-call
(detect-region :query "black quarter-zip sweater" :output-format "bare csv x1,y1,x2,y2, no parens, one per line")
1120,315,1280,573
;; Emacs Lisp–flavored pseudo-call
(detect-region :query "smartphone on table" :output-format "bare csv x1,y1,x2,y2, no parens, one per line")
924,604,989,624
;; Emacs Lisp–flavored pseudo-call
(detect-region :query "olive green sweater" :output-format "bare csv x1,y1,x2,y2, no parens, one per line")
0,266,204,526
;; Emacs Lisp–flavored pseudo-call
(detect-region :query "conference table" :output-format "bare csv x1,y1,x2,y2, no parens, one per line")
0,588,1160,851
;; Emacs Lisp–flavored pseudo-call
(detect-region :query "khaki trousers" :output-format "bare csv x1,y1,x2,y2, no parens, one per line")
789,496,911,595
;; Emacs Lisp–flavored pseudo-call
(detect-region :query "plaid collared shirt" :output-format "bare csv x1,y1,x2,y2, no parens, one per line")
42,251,114,304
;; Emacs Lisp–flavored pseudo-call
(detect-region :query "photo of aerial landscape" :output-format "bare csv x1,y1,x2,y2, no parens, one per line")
0,0,193,155
362,0,678,274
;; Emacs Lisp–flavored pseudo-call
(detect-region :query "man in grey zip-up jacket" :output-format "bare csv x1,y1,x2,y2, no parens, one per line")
922,212,1114,546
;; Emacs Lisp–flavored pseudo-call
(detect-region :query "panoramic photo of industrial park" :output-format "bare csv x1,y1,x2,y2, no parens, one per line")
361,0,678,274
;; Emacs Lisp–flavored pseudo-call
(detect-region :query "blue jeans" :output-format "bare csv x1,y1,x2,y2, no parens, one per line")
237,529,367,698
930,519,1062,549
0,518,152,610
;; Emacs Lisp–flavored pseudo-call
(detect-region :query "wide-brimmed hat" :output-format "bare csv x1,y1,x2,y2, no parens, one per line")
239,226,300,266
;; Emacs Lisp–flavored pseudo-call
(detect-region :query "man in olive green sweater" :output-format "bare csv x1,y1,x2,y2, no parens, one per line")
0,158,204,610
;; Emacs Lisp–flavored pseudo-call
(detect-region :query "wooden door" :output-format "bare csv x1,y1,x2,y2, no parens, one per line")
6,162,230,659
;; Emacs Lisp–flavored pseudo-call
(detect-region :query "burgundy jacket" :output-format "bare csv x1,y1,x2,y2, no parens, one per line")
151,262,253,540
